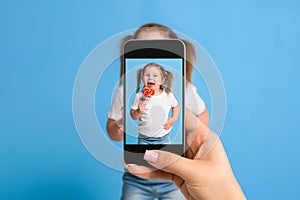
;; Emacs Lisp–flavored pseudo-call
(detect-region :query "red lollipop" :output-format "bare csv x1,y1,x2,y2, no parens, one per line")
143,85,154,98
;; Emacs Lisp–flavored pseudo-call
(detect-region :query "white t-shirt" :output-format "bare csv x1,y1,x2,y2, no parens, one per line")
108,85,124,121
108,83,206,123
131,91,178,137
185,83,206,116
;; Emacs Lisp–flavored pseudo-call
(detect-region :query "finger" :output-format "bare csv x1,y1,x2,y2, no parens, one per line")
143,150,200,180
166,125,170,130
127,164,156,175
127,164,170,179
163,123,169,128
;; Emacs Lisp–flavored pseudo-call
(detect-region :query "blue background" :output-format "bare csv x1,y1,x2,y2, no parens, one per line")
1,0,299,199
124,58,183,144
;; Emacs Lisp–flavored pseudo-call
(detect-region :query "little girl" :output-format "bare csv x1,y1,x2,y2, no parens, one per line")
130,63,180,144
107,23,209,200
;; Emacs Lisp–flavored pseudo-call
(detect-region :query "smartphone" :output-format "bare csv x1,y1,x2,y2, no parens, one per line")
123,40,185,166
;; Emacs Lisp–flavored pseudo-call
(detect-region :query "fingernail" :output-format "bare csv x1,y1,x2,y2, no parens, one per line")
144,150,158,163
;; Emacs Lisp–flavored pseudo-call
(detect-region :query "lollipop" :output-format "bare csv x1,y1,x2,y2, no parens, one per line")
143,85,154,98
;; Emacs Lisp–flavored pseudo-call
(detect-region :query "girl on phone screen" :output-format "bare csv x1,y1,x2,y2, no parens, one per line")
130,63,180,145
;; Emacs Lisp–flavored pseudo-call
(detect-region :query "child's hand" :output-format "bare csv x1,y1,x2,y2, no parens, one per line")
163,118,175,130
138,101,147,114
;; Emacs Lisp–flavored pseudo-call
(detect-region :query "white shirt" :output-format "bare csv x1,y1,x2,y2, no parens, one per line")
185,83,206,116
108,85,123,121
131,91,178,137
108,83,206,122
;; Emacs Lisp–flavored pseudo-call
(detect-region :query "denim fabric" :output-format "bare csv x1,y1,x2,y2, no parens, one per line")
138,133,170,144
125,134,183,199
121,172,184,200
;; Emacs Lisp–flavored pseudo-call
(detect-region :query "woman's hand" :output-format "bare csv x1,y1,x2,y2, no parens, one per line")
127,110,246,200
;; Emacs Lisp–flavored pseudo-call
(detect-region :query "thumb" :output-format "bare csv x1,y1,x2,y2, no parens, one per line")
143,150,199,179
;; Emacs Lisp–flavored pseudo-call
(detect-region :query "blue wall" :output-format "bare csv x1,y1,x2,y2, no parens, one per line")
1,0,300,199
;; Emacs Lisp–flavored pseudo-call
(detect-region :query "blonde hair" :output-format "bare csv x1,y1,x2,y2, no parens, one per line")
136,63,173,94
120,23,196,83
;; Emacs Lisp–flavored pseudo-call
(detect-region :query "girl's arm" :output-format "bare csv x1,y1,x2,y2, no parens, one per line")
130,109,142,120
130,92,147,120
106,119,123,141
130,101,146,120
171,104,180,122
197,108,209,127
163,105,180,130
106,86,124,141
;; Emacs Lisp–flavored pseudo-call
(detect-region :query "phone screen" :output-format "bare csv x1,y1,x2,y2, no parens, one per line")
123,40,185,165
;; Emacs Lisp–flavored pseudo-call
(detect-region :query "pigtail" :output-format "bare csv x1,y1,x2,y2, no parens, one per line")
120,35,133,85
165,70,173,94
136,68,143,93
182,39,196,84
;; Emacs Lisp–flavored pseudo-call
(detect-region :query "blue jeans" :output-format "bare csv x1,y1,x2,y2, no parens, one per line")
138,134,170,144
125,134,182,199
121,172,184,200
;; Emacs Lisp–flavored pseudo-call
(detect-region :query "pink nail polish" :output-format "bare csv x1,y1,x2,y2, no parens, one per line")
144,150,158,163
